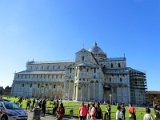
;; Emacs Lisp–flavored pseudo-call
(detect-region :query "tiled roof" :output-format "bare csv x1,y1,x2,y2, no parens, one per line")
146,91,160,95
27,60,74,65
17,70,65,74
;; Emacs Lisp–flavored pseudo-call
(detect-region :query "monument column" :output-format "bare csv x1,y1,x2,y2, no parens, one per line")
94,81,96,100
88,83,90,101
75,84,79,101
64,80,68,99
68,81,70,99
98,82,103,101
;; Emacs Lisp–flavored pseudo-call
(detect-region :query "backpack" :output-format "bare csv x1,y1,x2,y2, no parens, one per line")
58,107,65,114
95,107,102,119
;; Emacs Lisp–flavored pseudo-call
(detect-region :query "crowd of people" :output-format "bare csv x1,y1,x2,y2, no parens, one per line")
17,97,65,119
14,97,156,120
78,102,154,120
78,102,113,120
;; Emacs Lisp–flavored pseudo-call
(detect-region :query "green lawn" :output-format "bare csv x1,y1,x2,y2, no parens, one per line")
2,96,155,119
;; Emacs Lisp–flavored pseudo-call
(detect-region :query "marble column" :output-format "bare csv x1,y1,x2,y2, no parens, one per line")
88,83,90,101
75,85,79,101
98,82,103,101
94,82,96,100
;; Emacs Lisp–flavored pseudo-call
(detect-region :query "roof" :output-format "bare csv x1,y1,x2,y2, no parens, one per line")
106,68,129,74
17,70,65,74
107,57,126,61
128,67,145,74
89,42,106,55
27,60,74,65
76,48,90,54
146,91,160,95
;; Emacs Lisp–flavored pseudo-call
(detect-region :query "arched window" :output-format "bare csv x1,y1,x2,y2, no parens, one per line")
82,56,84,62
111,63,113,68
120,78,122,82
47,66,49,70
87,69,89,72
118,63,121,68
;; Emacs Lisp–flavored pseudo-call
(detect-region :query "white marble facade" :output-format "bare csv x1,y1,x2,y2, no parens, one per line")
11,42,146,105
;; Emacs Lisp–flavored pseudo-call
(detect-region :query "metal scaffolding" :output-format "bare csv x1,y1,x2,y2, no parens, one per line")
129,68,147,105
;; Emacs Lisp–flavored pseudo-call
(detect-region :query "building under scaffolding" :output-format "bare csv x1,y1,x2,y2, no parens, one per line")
129,68,147,105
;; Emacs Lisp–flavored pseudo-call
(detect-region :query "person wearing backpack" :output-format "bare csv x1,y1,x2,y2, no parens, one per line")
42,99,46,117
128,103,136,120
121,103,126,120
105,104,111,120
95,102,103,120
57,103,65,120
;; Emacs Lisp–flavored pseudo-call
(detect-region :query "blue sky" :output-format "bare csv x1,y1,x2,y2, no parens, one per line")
0,0,159,90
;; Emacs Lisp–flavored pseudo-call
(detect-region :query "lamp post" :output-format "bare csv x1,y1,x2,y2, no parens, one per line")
41,84,46,98
109,94,112,104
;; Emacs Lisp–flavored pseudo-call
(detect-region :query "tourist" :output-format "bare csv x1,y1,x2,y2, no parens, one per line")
78,102,87,120
87,103,91,120
57,103,65,120
89,102,96,120
18,97,23,107
53,99,59,116
116,105,122,120
26,98,31,110
39,99,42,108
105,104,111,120
121,103,126,120
57,99,59,108
143,107,153,120
35,99,39,108
128,103,136,120
42,98,46,117
32,98,35,108
95,102,103,120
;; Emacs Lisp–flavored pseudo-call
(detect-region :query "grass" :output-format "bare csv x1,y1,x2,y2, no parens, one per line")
2,96,155,119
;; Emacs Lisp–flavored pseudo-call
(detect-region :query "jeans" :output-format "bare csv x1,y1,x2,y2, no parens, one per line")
80,116,86,120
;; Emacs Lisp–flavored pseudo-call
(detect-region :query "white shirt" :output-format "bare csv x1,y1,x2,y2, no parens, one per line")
143,114,153,120
116,110,121,120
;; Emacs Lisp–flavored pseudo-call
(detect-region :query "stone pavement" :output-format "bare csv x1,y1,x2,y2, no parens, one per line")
27,110,78,120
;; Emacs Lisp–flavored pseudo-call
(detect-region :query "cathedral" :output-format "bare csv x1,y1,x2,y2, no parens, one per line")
11,42,147,105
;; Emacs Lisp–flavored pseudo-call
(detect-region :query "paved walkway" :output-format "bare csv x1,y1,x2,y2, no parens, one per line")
27,110,78,120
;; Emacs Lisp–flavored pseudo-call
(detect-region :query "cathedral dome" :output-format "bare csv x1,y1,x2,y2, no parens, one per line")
89,42,105,54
